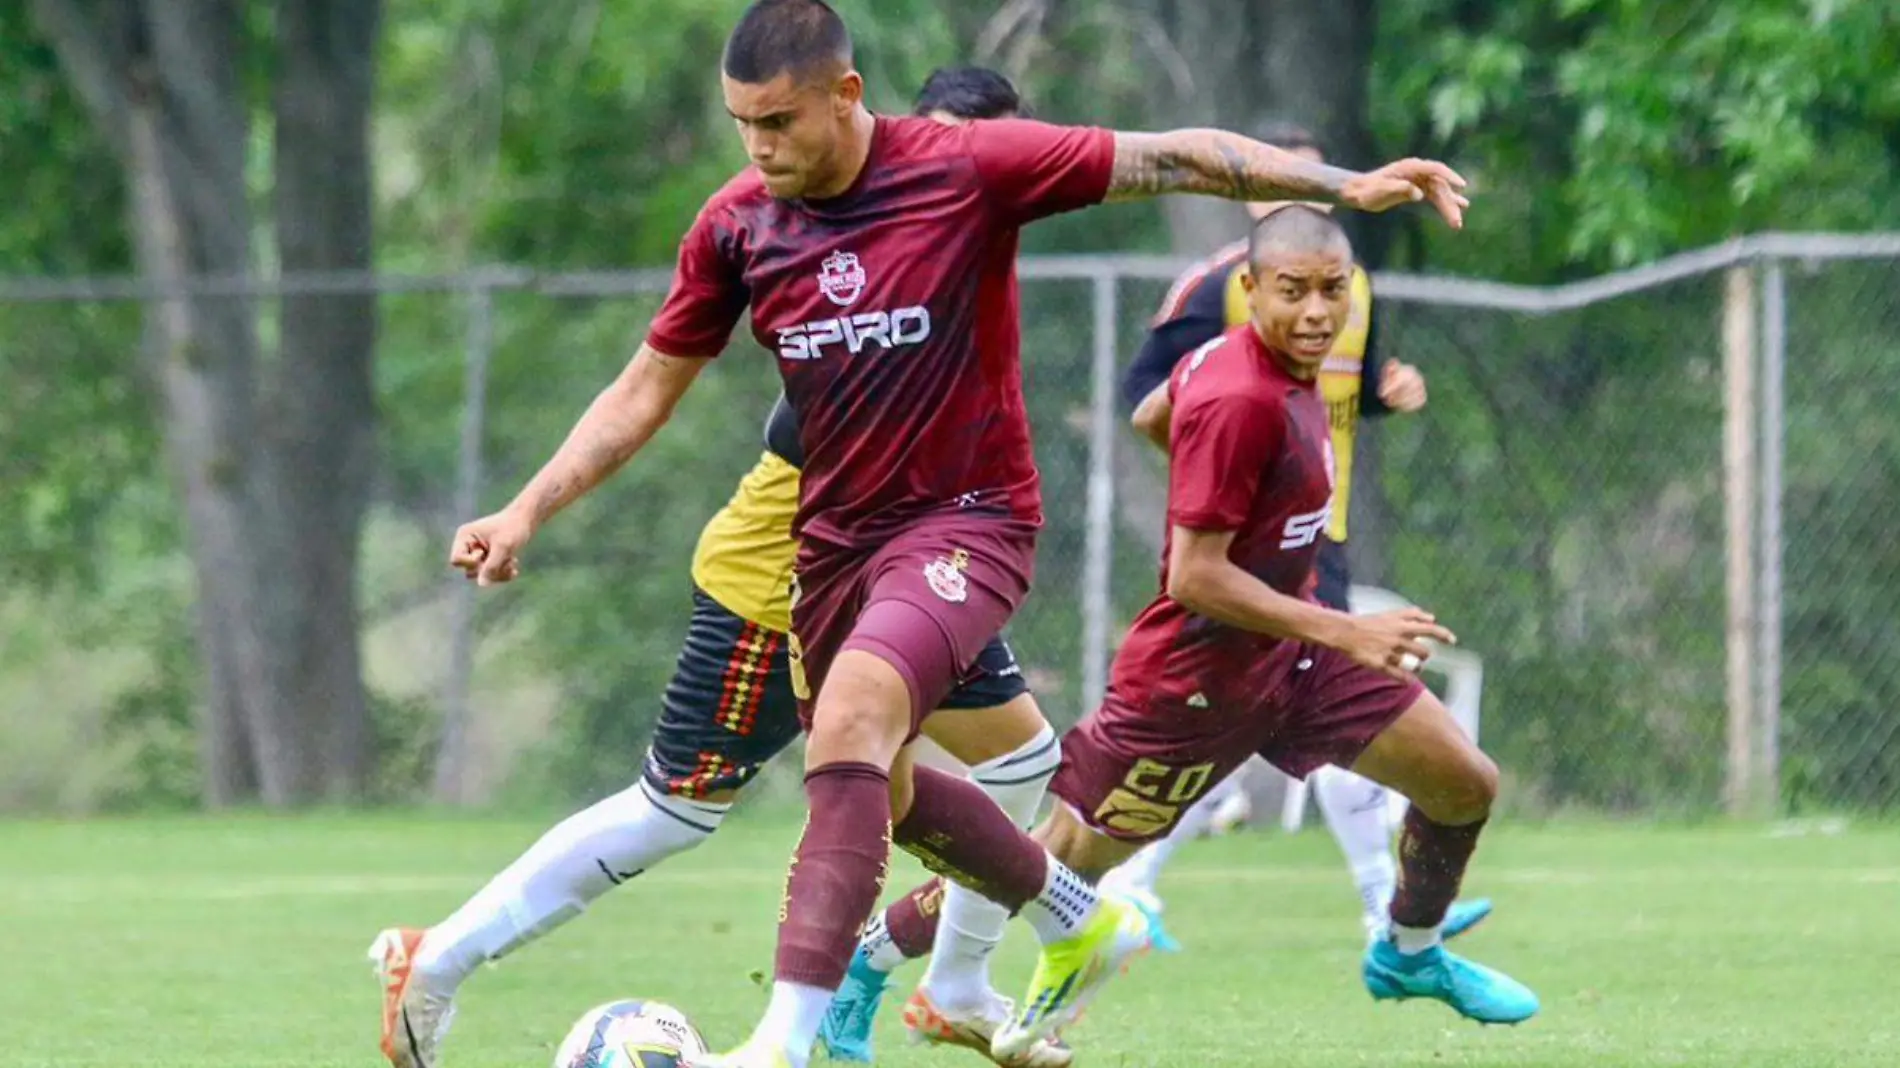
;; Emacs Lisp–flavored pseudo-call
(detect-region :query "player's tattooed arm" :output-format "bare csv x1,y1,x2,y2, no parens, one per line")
1107,131,1470,226
510,344,706,529
1108,131,1355,204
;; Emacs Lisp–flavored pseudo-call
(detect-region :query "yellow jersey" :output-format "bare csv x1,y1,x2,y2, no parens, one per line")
689,451,801,633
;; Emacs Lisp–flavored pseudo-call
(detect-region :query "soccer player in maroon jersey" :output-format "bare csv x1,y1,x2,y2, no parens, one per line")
1039,205,1538,1026
445,2,1471,1064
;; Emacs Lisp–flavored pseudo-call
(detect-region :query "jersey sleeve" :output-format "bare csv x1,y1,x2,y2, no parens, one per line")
645,205,749,358
1168,380,1283,532
970,119,1116,223
1122,267,1230,411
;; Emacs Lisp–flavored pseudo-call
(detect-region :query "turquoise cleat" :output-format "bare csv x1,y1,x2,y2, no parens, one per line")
1123,892,1181,954
1441,898,1494,941
815,947,890,1063
1362,939,1539,1025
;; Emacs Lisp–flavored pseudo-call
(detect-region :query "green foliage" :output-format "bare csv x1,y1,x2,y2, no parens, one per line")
1378,0,1900,272
0,15,153,592
10,0,1900,811
366,690,442,804
95,626,201,812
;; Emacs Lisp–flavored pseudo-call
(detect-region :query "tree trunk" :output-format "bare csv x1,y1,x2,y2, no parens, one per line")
1130,0,1392,583
1149,0,1386,259
271,0,382,798
32,0,381,806
1153,0,1270,255
114,0,296,804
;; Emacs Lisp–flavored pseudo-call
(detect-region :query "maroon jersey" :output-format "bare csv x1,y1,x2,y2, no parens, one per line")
646,115,1115,548
1110,324,1338,710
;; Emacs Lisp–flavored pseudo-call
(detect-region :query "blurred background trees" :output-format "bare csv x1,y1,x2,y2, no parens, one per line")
3,0,1897,812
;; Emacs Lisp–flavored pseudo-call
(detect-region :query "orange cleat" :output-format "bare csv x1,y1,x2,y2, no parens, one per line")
369,927,457,1068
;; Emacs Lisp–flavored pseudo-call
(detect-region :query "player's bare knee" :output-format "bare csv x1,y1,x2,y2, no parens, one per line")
806,653,913,768
807,702,906,768
1435,749,1498,825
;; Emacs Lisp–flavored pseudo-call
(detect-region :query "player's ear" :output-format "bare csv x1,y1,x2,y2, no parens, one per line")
833,69,864,114
1240,268,1258,295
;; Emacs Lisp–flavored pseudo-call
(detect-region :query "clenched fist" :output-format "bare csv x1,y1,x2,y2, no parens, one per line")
449,508,535,587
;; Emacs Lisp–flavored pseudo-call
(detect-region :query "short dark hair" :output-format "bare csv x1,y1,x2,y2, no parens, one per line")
1248,204,1352,267
912,66,1025,120
722,0,852,85
1251,118,1323,159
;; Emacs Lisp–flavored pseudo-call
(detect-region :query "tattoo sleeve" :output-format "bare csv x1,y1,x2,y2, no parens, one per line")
1107,130,1360,204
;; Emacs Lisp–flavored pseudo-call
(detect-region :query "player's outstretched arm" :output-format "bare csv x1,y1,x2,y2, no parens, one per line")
447,344,704,586
1167,526,1457,680
510,344,704,526
1106,130,1470,228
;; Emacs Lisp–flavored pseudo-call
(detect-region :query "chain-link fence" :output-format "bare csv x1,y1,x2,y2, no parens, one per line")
2,235,1896,813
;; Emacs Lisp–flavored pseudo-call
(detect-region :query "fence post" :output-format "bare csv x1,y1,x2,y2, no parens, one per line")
1081,269,1119,715
1721,264,1758,816
433,274,497,805
1757,259,1786,815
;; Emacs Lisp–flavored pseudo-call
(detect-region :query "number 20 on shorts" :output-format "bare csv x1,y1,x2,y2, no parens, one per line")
1124,757,1216,803
1091,758,1218,837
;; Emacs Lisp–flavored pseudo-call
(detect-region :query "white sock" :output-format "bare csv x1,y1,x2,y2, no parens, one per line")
1020,858,1099,945
1310,764,1398,933
752,981,832,1068
857,910,909,972
921,726,1060,1010
413,777,726,990
1391,922,1441,955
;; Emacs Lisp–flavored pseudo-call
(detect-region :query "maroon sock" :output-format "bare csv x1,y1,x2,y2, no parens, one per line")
882,876,946,959
775,762,893,988
892,766,1048,912
1388,807,1487,929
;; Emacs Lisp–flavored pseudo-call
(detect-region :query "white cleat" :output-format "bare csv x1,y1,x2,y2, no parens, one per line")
1207,788,1253,836
902,987,1073,1068
1096,866,1165,921
369,927,458,1068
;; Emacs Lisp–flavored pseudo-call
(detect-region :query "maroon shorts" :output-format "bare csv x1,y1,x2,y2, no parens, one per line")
789,513,1036,738
1051,643,1423,843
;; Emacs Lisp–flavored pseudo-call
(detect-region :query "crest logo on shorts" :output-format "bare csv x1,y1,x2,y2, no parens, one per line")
924,551,969,604
818,250,867,307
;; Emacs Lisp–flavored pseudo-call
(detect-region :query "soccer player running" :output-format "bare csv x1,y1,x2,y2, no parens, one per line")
1065,206,1535,1026
1098,119,1493,948
833,214,1535,1051
437,2,1469,1065
368,68,1074,1068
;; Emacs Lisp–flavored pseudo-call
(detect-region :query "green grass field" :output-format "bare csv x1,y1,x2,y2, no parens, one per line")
3,812,1894,1068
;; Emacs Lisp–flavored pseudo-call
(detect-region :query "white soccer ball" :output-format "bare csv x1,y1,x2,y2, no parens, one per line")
552,999,709,1068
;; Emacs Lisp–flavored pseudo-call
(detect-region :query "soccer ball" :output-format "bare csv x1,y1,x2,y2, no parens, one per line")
552,999,709,1068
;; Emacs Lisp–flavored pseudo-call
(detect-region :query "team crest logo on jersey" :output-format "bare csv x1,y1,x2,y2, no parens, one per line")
923,552,969,603
818,250,867,307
